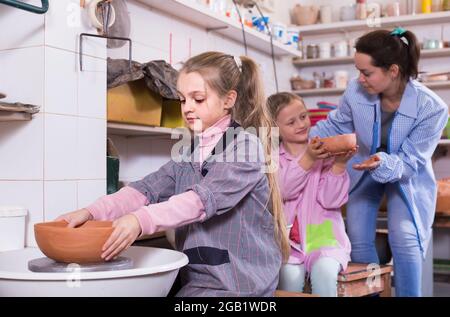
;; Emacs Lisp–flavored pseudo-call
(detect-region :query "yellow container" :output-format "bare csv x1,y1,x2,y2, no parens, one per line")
161,99,184,128
422,0,432,13
107,79,162,127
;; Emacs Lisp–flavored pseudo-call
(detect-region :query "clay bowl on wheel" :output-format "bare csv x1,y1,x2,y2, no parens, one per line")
34,221,114,264
318,133,357,155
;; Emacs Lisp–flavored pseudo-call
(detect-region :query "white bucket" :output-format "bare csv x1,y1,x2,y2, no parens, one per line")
0,206,28,252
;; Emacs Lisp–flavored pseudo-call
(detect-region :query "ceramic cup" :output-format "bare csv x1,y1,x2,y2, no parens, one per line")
340,4,356,21
385,2,400,16
320,5,333,24
333,40,349,57
319,42,331,58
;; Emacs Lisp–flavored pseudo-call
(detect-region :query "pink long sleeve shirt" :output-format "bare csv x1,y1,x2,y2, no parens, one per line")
86,115,232,236
279,143,352,273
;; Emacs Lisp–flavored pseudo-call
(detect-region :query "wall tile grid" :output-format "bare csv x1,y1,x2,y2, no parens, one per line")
0,0,107,246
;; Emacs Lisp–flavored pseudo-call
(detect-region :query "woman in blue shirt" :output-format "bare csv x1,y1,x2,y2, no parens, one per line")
310,28,448,296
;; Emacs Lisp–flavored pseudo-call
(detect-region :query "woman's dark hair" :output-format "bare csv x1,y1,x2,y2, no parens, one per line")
355,29,420,81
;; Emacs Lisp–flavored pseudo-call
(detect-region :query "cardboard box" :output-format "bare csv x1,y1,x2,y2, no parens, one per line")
107,79,184,128
107,79,162,126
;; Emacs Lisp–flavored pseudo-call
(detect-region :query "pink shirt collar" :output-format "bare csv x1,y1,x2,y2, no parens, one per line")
280,142,306,161
198,115,231,147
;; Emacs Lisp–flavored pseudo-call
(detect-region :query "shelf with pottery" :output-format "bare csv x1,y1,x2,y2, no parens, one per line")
294,81,450,97
136,0,301,58
293,48,450,67
295,11,450,36
107,122,187,138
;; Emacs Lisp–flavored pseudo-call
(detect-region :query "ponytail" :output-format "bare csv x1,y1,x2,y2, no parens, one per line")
236,57,290,262
402,30,420,79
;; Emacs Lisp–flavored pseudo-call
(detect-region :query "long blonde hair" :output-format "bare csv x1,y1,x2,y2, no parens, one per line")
180,52,290,261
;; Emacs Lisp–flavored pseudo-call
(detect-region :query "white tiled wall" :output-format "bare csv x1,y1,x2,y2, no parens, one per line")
0,1,44,51
0,47,45,106
0,114,44,180
44,181,78,222
0,0,107,247
44,114,79,180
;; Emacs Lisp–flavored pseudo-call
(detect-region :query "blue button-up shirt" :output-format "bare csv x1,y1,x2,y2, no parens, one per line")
310,78,449,257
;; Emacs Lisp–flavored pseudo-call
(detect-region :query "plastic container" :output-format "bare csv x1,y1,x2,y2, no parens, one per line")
271,22,287,44
422,0,432,13
0,206,27,252
286,27,300,46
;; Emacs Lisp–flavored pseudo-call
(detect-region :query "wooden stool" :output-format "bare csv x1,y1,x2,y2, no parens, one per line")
337,263,393,297
277,263,393,297
274,290,318,297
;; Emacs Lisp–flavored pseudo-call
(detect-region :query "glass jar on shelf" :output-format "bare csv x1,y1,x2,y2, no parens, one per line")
307,44,320,59
444,0,450,10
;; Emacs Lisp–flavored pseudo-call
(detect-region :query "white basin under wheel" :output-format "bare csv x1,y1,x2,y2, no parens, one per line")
0,246,188,297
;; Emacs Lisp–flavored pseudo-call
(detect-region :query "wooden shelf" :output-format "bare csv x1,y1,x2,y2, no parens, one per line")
425,81,450,89
107,122,185,138
293,48,450,67
421,48,450,58
294,87,345,97
296,11,450,36
136,0,301,57
0,110,32,122
293,56,354,67
294,81,450,97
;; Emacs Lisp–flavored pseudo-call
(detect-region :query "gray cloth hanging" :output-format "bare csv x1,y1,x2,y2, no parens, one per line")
107,58,179,100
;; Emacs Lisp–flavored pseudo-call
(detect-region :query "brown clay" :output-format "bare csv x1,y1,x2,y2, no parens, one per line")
355,155,381,169
318,133,357,155
34,221,114,264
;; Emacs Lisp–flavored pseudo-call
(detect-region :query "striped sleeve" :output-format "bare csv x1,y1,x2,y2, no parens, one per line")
370,103,448,183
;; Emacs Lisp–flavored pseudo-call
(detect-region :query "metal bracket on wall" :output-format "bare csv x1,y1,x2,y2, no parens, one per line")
79,33,132,71
0,0,48,14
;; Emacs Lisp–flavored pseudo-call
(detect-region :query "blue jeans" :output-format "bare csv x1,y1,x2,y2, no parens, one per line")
346,173,422,297
278,257,341,297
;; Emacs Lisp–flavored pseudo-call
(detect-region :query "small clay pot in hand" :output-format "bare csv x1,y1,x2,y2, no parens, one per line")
352,154,381,171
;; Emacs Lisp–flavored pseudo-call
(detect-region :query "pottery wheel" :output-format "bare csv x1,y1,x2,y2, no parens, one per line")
28,256,133,273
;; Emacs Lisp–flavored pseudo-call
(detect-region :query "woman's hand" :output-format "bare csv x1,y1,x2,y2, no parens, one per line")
55,208,93,228
352,154,381,171
101,214,142,261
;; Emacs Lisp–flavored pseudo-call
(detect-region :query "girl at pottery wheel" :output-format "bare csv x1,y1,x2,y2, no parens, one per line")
56,51,290,297
309,28,449,296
